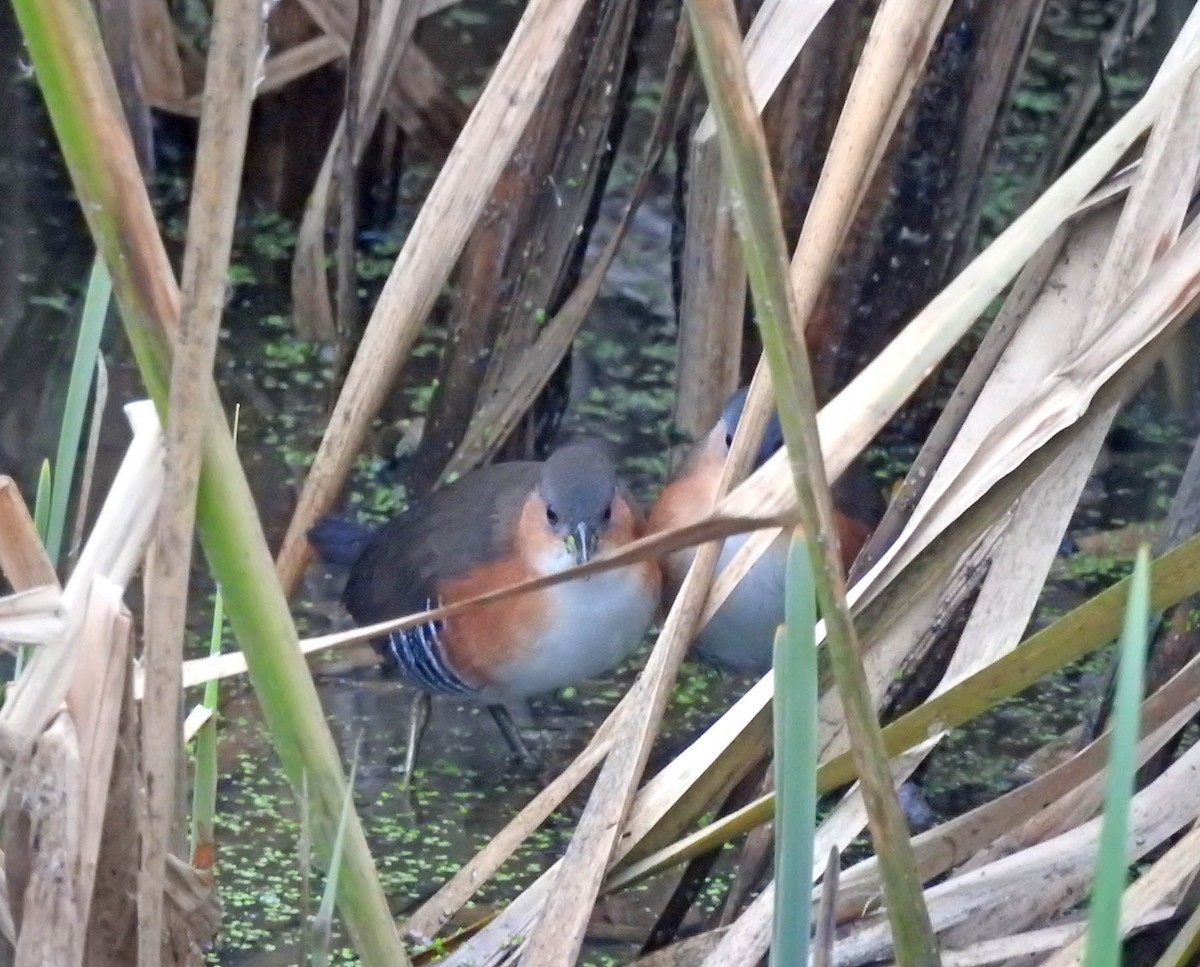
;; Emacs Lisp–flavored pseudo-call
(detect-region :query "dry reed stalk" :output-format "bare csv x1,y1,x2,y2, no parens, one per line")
291,0,468,139
275,0,597,584
810,202,1184,909
851,229,1067,579
1,403,162,748
440,14,688,481
828,735,1200,964
707,42,1200,635
130,0,184,108
695,0,838,141
675,0,837,445
335,0,369,360
813,847,839,967
673,139,746,445
415,0,467,14
292,0,419,341
84,657,141,966
181,706,214,743
0,587,64,650
1043,822,1200,967
933,910,1174,967
138,0,264,957
6,711,83,966
0,479,58,590
178,36,344,115
67,578,132,937
834,657,1200,920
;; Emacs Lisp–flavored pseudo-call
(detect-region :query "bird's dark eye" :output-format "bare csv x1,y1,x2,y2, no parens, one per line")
546,507,559,526
602,505,612,522
725,433,734,447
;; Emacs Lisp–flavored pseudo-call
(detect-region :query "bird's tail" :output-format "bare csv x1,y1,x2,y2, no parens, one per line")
307,516,371,566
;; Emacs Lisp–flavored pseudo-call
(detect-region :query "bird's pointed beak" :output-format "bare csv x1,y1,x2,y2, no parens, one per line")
566,522,598,566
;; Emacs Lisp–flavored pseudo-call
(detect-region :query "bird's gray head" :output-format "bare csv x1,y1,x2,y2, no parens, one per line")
718,387,784,469
537,443,619,565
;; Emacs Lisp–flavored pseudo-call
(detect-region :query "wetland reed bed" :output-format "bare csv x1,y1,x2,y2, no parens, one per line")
6,0,1200,964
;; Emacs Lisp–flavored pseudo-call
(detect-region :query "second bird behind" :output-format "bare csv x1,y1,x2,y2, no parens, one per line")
649,388,880,672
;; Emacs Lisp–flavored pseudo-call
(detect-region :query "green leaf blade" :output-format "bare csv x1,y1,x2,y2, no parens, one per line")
1084,543,1152,967
773,534,818,967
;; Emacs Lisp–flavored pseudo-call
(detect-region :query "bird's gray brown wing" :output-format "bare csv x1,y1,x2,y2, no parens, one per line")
343,461,542,625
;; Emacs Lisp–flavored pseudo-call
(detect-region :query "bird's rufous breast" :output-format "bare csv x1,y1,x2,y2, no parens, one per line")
647,432,726,600
434,497,552,688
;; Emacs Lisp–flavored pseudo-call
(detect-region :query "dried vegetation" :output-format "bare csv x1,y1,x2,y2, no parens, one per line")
5,0,1200,964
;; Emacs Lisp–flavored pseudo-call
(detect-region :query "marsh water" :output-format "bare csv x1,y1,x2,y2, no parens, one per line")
2,0,1199,963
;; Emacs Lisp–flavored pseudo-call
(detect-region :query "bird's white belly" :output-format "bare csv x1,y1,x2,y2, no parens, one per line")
674,532,788,673
488,564,656,699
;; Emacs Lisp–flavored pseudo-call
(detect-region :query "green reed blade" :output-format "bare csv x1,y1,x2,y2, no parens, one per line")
311,734,363,967
47,256,111,564
189,581,224,869
33,459,52,542
1084,543,1151,967
773,534,818,967
191,406,239,867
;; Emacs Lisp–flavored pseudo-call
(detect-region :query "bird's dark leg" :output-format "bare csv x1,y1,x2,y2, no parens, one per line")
487,703,533,761
402,691,432,789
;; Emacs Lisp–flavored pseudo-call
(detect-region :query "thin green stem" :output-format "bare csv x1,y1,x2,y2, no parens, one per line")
189,581,224,868
772,537,817,967
1084,545,1151,967
46,256,111,564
